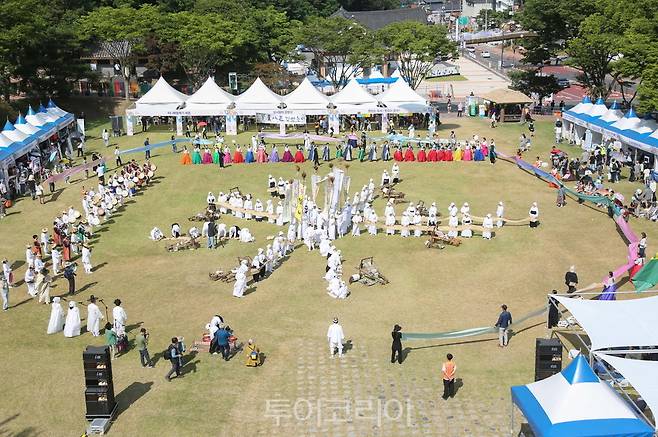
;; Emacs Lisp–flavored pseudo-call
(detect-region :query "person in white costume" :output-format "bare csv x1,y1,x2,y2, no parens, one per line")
86,295,104,336
367,211,378,235
461,213,473,238
428,202,438,226
63,301,81,338
327,318,345,358
482,214,494,239
112,299,128,336
81,245,93,274
47,297,65,334
150,227,164,240
496,201,505,228
448,210,459,238
385,213,396,235
351,212,362,236
413,212,423,237
232,260,249,298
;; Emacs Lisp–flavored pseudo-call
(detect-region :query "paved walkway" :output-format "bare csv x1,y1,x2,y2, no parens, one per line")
250,339,523,436
418,58,511,100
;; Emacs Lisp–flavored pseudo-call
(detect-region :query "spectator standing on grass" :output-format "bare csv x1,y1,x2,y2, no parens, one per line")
136,328,153,368
495,304,512,347
165,337,185,381
391,324,403,364
214,325,231,361
102,129,109,147
144,138,151,160
114,147,122,167
442,354,456,399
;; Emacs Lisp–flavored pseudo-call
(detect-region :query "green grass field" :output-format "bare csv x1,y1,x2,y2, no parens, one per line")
0,111,653,436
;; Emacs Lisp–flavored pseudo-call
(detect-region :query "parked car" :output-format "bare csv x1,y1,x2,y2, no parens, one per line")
481,51,491,58
557,78,571,88
466,46,476,53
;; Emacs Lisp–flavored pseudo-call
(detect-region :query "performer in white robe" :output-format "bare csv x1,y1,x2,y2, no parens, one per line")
244,195,253,220
47,297,65,334
36,269,51,304
319,237,332,257
351,212,362,236
25,245,35,268
81,245,93,274
87,296,104,336
328,279,349,299
448,211,459,238
63,301,81,338
327,250,342,272
265,245,275,273
232,260,249,298
189,226,200,238
51,246,62,275
304,226,316,251
275,201,284,226
408,124,415,138
171,223,182,238
368,211,378,235
384,200,395,218
112,299,127,336
461,213,473,238
413,212,423,237
218,192,228,214
327,318,345,357
235,196,245,219
266,200,275,224
207,192,216,204
529,202,539,228
328,215,336,240
400,213,410,237
482,213,494,239
385,213,396,235
391,163,400,183
254,200,264,221
239,228,255,243
460,202,470,215
428,202,438,226
150,227,164,240
381,170,390,186
286,225,296,252
496,201,505,228
24,266,36,297
40,228,50,255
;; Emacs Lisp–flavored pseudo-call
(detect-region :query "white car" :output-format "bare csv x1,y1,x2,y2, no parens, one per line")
481,51,491,58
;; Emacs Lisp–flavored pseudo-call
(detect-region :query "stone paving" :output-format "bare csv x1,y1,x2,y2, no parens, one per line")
252,339,524,436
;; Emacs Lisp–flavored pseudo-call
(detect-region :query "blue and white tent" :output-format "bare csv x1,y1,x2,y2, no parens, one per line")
511,355,653,437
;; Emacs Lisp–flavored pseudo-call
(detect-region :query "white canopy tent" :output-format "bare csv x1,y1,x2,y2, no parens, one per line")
0,133,14,148
282,78,331,115
569,96,593,114
377,77,429,113
585,98,608,118
13,114,41,137
185,77,235,115
330,78,380,114
235,77,283,115
553,295,658,351
133,76,189,116
600,101,624,123
611,109,642,132
595,353,658,429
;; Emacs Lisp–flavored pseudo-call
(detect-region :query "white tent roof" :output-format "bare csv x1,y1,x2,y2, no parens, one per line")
369,69,384,80
651,129,658,140
585,98,608,118
600,103,624,123
570,96,593,114
378,77,427,105
636,118,658,135
0,133,14,148
596,353,658,428
2,121,30,144
330,78,379,106
282,78,330,113
136,77,188,105
391,69,402,78
554,295,658,351
186,77,235,105
235,77,282,112
612,110,641,131
14,114,40,136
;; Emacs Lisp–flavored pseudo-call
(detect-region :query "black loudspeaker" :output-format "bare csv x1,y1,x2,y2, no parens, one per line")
83,346,117,419
535,338,562,381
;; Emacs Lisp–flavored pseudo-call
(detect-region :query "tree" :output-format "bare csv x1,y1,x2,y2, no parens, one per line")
77,5,163,100
509,69,561,102
475,9,508,30
294,16,374,90
376,21,457,89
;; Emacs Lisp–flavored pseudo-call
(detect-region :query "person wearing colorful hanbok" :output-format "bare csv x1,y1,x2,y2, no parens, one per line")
489,141,497,164
437,147,445,161
445,147,454,161
212,147,221,164
269,146,280,162
453,145,462,161
223,146,232,164
335,144,343,160
233,145,245,163
322,144,331,161
282,146,294,162
481,140,489,158
404,146,415,162
428,146,438,161
256,145,267,163
294,147,305,163
474,146,484,161
599,272,616,300
393,147,403,161
381,142,390,161
368,142,377,161
463,146,472,161
343,143,352,161
202,147,213,164
357,145,365,162
180,148,192,165
417,147,427,162
245,146,255,163
192,146,202,164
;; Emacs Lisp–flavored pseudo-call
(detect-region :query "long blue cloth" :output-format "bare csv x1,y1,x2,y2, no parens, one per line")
118,138,213,155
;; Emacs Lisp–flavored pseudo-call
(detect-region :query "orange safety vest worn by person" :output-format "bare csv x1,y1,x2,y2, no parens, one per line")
442,353,456,399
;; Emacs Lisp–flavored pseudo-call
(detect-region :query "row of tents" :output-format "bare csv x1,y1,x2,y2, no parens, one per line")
130,75,430,117
562,96,658,158
0,101,75,164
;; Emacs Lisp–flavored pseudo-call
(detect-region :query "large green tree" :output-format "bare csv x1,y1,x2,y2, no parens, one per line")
508,69,561,102
294,16,374,90
376,21,457,89
77,5,163,100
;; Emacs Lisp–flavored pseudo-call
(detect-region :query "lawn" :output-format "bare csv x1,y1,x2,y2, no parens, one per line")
425,75,468,82
0,111,653,436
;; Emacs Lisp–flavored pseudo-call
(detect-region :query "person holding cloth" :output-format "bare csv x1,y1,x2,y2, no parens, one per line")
495,304,512,347
442,354,456,399
391,324,403,364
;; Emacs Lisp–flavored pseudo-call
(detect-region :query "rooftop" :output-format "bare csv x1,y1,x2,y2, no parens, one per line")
331,6,428,30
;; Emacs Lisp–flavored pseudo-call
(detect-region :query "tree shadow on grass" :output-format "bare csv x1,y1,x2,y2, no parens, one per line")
48,188,65,203
115,381,153,418
92,262,108,272
11,260,25,270
0,413,41,437
77,281,98,294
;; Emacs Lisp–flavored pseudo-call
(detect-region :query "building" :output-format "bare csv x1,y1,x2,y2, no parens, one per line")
331,6,429,30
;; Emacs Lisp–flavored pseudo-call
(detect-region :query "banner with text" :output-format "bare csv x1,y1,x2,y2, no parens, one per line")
256,111,306,125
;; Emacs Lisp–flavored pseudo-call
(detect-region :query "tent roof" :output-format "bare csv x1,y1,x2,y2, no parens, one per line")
369,69,384,80
554,295,658,350
378,77,427,106
511,355,653,437
585,98,608,118
136,77,188,105
236,77,282,108
330,78,379,106
282,77,331,109
0,133,14,148
186,77,235,105
596,353,658,429
570,96,594,114
611,110,641,131
479,88,533,104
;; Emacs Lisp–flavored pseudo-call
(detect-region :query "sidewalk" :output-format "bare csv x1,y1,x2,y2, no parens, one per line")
418,57,510,100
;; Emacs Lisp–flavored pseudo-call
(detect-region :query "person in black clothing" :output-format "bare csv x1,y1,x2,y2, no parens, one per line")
63,262,76,295
165,337,185,381
565,266,578,293
391,324,403,364
548,290,560,328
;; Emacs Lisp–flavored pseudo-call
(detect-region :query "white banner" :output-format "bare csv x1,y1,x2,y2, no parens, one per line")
126,115,134,136
328,110,339,135
381,113,388,133
76,119,85,135
176,116,183,136
256,111,306,125
226,112,237,136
